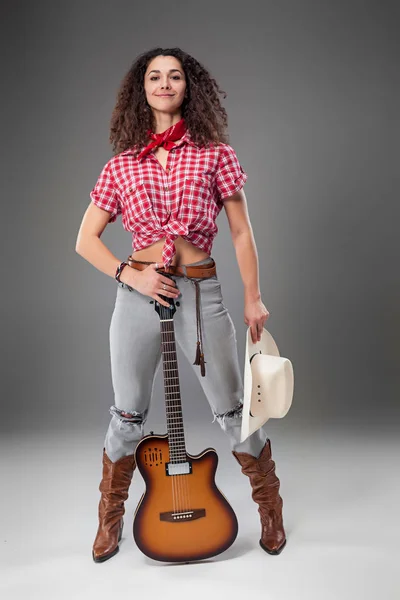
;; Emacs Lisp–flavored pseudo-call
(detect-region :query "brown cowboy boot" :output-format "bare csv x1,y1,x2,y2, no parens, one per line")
232,438,286,555
92,449,136,563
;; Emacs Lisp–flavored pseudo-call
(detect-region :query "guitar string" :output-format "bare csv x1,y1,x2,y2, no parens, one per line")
162,319,191,514
160,322,178,513
161,319,189,514
160,303,191,514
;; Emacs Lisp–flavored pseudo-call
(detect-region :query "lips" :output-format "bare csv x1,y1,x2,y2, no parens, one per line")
156,95,174,97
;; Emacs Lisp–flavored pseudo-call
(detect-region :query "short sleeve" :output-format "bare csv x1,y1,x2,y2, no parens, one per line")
215,144,248,201
89,160,122,223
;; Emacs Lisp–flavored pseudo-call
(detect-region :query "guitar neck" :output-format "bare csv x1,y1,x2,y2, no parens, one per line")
160,319,187,462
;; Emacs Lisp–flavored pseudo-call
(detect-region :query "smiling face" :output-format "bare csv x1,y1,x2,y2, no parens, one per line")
144,55,187,121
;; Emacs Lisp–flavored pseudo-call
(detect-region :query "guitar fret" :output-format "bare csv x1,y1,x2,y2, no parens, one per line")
157,316,189,456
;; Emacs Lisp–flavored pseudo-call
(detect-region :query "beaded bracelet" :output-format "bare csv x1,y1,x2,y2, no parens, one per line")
115,261,134,291
115,261,129,283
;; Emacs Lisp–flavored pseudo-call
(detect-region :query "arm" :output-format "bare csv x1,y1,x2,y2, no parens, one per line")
75,202,178,307
75,202,136,286
222,189,269,342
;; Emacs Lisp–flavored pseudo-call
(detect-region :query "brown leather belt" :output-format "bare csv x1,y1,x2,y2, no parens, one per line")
126,256,217,377
127,256,217,279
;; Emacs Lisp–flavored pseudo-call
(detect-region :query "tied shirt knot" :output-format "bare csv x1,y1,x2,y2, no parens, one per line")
160,219,189,268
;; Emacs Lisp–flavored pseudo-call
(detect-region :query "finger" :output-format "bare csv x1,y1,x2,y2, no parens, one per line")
252,323,262,342
160,283,180,295
160,275,178,288
158,288,179,298
154,294,172,308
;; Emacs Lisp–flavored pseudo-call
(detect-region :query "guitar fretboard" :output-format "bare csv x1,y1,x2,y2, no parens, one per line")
160,319,187,463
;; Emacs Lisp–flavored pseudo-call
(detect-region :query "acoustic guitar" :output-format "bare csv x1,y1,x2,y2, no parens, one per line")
133,274,238,563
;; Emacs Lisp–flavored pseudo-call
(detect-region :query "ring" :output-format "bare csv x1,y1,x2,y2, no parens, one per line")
163,283,166,290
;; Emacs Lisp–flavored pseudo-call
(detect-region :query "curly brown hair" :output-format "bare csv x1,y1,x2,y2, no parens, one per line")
109,47,230,157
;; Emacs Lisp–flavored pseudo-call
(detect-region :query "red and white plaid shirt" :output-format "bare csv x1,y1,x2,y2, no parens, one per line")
89,130,248,267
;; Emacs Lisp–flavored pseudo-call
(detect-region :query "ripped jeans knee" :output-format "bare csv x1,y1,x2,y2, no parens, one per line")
212,401,243,431
109,405,148,424
211,400,268,456
104,405,149,462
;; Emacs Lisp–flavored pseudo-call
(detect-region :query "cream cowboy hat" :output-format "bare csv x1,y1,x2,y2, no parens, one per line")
240,326,294,443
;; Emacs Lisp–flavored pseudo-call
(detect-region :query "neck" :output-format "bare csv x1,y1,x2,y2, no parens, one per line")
152,113,183,134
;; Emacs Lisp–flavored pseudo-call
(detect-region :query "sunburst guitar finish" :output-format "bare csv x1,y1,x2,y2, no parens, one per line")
133,434,238,562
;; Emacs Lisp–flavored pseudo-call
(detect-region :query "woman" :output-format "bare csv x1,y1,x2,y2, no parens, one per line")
76,47,286,563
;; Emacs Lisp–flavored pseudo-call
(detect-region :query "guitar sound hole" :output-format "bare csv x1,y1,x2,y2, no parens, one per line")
144,448,164,466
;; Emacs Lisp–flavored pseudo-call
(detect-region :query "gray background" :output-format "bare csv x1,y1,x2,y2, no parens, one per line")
2,0,398,434
1,1,399,598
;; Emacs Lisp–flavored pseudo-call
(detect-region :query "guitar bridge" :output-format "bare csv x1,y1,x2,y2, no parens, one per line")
160,509,206,523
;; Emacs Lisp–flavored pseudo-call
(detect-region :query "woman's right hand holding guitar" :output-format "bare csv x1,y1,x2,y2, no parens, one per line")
121,262,180,307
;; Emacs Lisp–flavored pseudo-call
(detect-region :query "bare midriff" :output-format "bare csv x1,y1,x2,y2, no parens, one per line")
130,144,211,266
130,236,210,266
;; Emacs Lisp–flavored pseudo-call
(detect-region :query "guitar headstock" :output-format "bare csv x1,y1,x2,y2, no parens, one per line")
154,273,177,320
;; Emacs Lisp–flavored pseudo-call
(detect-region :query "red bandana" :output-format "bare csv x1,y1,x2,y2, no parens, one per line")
137,117,187,160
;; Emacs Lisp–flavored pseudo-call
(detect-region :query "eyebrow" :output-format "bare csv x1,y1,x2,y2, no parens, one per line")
147,69,183,75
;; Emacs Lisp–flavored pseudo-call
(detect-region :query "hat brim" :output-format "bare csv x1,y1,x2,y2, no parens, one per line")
240,327,294,442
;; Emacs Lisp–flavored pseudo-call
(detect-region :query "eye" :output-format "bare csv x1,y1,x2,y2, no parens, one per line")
150,75,182,81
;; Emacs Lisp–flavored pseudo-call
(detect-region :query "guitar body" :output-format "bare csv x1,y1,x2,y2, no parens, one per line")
133,433,238,563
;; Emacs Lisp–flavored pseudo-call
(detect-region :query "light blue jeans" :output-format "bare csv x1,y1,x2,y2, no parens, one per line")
104,256,267,462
